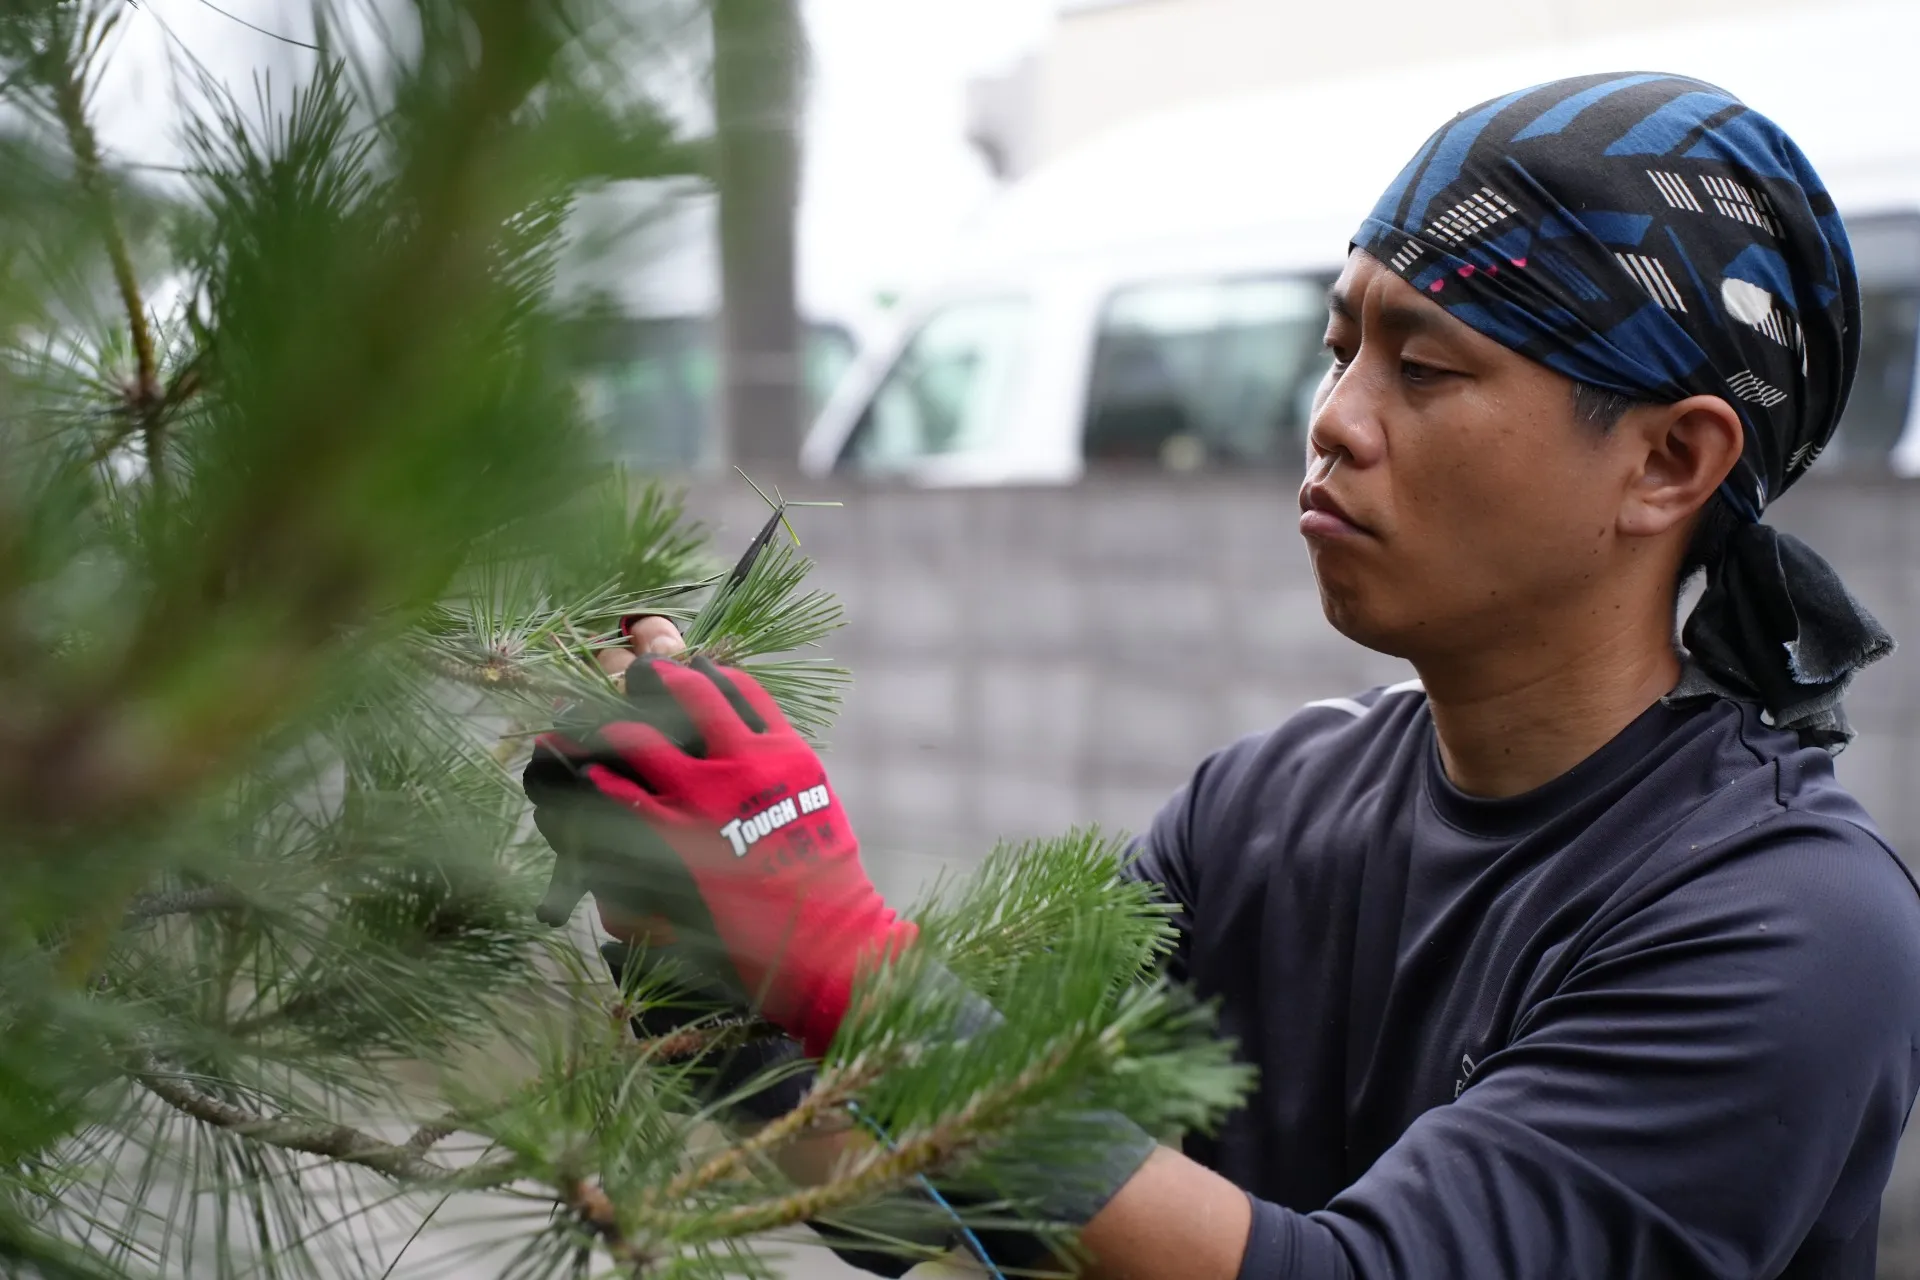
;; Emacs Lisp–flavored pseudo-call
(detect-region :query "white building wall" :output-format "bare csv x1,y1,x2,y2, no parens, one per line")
1030,0,1827,165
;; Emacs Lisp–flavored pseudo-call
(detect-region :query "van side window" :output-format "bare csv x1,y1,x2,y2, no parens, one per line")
573,318,857,471
1082,275,1329,471
836,299,1030,474
1835,213,1920,470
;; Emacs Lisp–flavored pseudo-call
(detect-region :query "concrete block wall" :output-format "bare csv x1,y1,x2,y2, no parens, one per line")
681,472,1920,1273
690,473,1920,874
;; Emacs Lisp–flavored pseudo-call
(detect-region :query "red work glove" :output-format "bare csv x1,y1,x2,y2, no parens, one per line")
550,656,914,1058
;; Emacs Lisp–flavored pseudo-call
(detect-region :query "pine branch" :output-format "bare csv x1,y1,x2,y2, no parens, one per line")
35,884,242,961
544,1056,893,1270
629,1018,764,1064
647,1055,883,1208
130,1057,534,1199
915,828,1177,1001
134,1061,455,1183
404,1122,456,1154
418,649,552,694
45,33,162,475
565,1178,653,1270
563,1109,873,1272
85,358,204,465
666,1038,1080,1246
123,886,243,922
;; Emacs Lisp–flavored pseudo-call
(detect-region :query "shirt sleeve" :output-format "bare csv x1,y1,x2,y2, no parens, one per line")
1235,818,1920,1280
1124,757,1216,985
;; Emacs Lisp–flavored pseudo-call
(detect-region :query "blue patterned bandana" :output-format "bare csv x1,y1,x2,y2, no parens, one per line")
1354,73,1891,744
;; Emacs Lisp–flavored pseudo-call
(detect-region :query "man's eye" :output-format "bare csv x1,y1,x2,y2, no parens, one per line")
1323,339,1353,368
1401,360,1445,384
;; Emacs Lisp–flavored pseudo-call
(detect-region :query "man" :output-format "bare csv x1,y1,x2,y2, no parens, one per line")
539,73,1920,1277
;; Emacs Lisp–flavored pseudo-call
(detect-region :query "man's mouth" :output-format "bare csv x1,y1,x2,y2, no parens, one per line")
1298,484,1369,538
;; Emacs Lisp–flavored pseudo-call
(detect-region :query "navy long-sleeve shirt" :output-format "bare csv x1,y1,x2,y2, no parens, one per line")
1129,684,1920,1279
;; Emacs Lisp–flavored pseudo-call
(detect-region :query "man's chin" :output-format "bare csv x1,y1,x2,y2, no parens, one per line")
1316,589,1418,660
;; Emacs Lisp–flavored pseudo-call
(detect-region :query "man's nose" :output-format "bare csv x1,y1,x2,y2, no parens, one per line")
1306,361,1386,468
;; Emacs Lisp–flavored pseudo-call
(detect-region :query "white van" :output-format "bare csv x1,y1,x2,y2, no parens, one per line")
560,182,876,471
802,1,1920,485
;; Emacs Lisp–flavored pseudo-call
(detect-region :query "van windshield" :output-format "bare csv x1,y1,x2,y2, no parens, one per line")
836,298,1032,474
1081,274,1332,472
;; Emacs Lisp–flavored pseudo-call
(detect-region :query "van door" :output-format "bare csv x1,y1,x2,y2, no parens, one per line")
1079,272,1332,474
1844,212,1920,476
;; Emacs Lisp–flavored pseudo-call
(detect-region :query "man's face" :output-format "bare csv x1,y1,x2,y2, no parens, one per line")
1302,250,1644,661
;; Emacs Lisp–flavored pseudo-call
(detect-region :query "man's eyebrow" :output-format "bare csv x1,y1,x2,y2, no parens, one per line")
1326,286,1458,342
1375,304,1454,340
1328,285,1459,345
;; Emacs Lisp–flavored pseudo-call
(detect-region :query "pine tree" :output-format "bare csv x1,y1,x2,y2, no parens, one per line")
0,3,1251,1276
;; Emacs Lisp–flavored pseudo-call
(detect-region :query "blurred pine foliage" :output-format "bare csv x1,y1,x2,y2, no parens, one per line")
0,4,1250,1276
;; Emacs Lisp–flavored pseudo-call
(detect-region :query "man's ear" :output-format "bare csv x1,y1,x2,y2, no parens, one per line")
1617,394,1744,540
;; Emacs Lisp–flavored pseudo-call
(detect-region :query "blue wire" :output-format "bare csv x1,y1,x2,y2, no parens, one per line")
847,1102,1008,1280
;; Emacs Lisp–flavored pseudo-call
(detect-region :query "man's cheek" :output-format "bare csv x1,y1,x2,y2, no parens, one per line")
1322,543,1455,647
